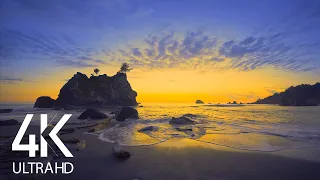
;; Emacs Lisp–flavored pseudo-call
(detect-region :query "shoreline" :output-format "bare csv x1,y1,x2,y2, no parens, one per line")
50,128,320,180
1,123,320,180
1,104,320,180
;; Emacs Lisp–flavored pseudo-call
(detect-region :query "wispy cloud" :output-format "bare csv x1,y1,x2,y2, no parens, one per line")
55,59,96,68
109,31,219,69
1,26,319,72
106,30,319,72
0,28,107,68
0,74,45,84
1,0,320,73
0,75,23,84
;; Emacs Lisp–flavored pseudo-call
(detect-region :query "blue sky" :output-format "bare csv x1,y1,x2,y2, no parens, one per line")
1,0,320,82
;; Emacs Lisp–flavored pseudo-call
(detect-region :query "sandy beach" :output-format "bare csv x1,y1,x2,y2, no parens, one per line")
1,119,320,180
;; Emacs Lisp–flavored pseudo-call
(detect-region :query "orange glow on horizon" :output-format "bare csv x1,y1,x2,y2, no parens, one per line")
0,66,318,104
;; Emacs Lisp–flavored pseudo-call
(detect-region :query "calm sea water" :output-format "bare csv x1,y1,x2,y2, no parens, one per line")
1,103,320,154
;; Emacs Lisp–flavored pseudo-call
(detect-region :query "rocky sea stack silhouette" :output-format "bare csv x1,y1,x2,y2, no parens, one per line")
253,83,320,106
34,72,137,108
34,96,55,108
196,100,204,104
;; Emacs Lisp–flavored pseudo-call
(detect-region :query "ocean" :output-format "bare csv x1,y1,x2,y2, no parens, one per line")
1,103,320,158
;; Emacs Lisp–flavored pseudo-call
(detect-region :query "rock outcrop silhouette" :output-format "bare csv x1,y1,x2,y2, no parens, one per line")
253,83,320,106
56,72,137,107
115,106,139,121
34,96,55,108
196,100,204,104
34,72,137,108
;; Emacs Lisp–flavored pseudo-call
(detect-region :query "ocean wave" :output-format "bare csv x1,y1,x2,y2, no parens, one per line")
90,117,320,152
191,138,320,152
94,124,320,151
203,104,245,107
4,103,320,153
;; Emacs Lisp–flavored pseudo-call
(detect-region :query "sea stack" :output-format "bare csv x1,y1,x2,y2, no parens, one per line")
196,100,204,104
34,96,56,108
56,72,137,107
34,72,138,107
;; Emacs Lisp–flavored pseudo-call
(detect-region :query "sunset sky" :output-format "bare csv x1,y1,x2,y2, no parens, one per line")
0,0,320,103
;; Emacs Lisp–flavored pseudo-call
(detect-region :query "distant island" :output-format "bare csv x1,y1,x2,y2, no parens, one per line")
252,83,320,106
34,63,138,108
227,101,241,105
196,100,204,104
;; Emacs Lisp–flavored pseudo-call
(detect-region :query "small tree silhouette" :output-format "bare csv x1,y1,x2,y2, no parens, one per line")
118,63,132,74
94,68,100,76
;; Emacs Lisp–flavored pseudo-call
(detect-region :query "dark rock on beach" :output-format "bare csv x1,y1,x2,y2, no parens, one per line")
169,116,196,125
114,150,131,160
78,108,108,120
138,126,159,132
0,119,20,126
34,96,55,108
175,127,193,132
55,72,138,107
196,99,204,104
115,107,138,121
112,142,131,160
0,109,13,114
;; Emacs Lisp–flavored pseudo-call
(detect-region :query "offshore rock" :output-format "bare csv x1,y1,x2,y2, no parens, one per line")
115,107,139,121
169,116,196,125
34,96,55,108
55,72,137,107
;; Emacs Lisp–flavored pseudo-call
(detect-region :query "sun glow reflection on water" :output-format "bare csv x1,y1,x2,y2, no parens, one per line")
95,103,320,154
1,103,320,161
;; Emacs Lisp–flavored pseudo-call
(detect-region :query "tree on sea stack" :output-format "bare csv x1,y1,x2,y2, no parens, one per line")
94,68,100,75
118,63,132,74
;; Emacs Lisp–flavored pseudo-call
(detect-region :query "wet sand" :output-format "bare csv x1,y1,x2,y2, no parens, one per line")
1,122,320,180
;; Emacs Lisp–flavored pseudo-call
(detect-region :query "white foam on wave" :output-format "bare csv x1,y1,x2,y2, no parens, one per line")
3,103,319,153
92,117,320,152
96,123,170,146
191,138,320,152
